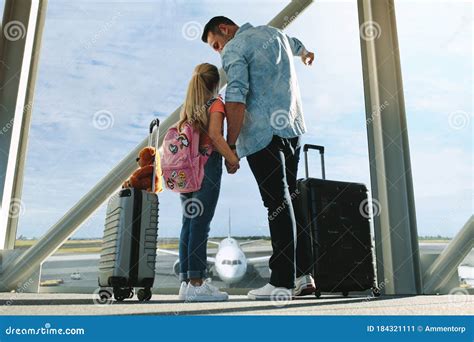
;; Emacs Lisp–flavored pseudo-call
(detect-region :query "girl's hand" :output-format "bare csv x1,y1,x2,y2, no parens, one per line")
225,159,240,174
228,153,239,166
225,152,240,174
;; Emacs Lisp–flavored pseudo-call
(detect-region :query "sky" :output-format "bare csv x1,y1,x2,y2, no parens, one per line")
2,0,471,239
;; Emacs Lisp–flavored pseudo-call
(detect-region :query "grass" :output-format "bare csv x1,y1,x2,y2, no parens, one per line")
15,236,447,255
419,239,451,243
15,239,103,254
15,240,216,254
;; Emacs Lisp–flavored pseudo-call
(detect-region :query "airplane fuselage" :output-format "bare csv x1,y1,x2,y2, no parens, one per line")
214,238,248,284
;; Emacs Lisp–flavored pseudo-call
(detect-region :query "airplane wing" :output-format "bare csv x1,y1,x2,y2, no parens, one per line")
208,240,220,246
239,239,265,246
247,255,270,265
157,249,215,264
156,248,179,257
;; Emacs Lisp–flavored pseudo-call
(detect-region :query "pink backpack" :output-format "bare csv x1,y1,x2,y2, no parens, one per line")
161,121,213,193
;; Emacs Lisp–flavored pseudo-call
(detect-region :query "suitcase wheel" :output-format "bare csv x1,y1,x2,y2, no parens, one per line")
137,288,152,302
372,287,381,297
315,283,321,299
114,287,133,302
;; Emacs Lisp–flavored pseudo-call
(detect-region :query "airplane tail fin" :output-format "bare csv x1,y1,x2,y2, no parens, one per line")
228,208,231,238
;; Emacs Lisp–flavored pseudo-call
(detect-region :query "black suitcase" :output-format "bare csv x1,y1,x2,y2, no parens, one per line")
295,144,380,298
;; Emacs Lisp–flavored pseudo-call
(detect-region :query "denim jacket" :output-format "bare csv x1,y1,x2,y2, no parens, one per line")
222,23,307,158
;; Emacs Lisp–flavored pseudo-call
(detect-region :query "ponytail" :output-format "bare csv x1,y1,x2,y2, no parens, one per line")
178,63,220,132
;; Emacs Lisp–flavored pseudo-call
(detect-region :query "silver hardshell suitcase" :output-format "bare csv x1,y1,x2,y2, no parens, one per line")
98,119,160,302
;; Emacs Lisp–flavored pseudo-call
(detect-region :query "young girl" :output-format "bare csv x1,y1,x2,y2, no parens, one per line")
177,63,239,302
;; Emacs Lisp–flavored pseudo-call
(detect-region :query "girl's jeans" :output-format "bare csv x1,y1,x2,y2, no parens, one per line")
179,151,222,281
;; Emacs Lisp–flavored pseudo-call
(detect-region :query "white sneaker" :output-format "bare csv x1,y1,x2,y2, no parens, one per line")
183,279,228,302
178,281,187,301
294,274,316,296
247,283,293,301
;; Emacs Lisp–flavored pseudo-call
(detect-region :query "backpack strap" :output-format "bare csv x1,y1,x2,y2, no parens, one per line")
205,96,218,110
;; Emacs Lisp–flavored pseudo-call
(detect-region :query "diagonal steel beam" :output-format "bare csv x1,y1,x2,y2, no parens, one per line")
423,216,474,294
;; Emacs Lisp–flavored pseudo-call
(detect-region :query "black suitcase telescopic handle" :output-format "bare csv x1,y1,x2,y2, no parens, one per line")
303,144,325,180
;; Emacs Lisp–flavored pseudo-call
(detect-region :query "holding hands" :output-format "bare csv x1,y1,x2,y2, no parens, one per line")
225,148,240,174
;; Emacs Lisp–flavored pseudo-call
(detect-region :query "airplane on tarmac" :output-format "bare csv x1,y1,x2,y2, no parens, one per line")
157,210,270,285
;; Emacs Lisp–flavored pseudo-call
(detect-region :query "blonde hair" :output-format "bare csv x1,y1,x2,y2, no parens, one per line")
178,63,220,132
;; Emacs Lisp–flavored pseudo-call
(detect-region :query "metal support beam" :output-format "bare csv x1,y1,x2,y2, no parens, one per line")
0,0,313,291
424,216,474,294
357,0,422,294
0,0,47,250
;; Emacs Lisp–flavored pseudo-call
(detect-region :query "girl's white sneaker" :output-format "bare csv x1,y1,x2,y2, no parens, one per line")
183,279,229,302
178,281,188,301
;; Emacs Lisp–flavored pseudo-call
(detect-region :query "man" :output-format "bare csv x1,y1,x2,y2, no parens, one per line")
201,16,315,300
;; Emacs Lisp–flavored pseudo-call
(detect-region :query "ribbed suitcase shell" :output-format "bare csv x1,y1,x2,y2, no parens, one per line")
98,188,158,288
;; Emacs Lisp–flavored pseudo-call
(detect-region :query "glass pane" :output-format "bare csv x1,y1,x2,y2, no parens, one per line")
16,0,367,291
0,0,4,23
395,0,473,287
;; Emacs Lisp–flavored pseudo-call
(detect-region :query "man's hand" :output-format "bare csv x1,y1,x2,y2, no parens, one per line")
225,160,240,174
225,149,240,174
301,51,315,66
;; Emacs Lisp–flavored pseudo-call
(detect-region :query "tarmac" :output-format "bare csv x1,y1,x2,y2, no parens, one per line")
0,293,472,316
2,243,472,316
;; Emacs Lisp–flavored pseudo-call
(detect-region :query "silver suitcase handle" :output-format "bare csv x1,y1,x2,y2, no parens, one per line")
148,118,160,193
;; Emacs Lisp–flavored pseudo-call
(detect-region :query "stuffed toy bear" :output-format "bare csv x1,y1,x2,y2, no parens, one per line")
122,146,163,193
